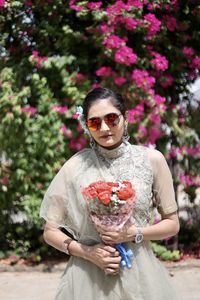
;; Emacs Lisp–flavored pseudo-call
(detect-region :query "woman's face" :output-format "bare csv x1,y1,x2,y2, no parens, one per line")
87,98,126,149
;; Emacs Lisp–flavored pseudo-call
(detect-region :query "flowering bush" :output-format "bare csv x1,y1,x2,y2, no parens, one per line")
0,0,199,255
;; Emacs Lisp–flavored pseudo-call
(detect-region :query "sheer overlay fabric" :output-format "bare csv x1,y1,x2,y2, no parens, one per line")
40,143,179,300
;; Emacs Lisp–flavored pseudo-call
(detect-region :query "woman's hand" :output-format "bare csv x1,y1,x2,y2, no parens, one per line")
99,224,136,245
85,243,121,275
98,212,180,244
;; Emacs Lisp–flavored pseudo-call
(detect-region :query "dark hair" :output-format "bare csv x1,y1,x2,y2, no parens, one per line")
83,87,127,119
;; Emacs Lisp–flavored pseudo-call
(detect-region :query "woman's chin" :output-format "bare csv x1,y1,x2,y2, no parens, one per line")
97,138,122,149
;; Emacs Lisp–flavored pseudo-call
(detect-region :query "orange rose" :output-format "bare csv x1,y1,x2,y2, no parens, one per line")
98,191,112,205
88,188,98,198
107,182,119,188
117,188,135,200
95,182,112,194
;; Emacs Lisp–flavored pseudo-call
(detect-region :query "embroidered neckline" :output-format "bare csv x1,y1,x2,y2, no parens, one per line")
95,142,131,160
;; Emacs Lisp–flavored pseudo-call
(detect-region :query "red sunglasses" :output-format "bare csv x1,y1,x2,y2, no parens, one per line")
86,113,122,132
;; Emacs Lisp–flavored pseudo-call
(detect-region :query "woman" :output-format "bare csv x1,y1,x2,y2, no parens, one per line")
40,87,180,299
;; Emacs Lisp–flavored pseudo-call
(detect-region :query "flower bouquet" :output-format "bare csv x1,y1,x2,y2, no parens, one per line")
82,180,136,268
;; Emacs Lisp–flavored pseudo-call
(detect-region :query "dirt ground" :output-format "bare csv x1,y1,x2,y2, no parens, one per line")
0,259,200,300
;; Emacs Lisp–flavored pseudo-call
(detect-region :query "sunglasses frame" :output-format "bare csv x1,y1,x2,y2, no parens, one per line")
86,113,122,132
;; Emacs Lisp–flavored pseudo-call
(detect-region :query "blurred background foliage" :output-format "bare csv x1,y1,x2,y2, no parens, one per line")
0,0,199,262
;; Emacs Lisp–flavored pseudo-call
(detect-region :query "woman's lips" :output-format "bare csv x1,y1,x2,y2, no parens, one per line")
99,134,113,139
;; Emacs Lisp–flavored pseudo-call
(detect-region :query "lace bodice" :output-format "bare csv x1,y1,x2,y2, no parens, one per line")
40,142,177,241
94,142,154,227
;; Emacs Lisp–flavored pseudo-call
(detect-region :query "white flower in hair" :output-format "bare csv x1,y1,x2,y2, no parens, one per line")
76,105,89,134
76,106,84,119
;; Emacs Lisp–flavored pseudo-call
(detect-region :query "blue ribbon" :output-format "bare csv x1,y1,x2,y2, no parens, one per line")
115,243,134,269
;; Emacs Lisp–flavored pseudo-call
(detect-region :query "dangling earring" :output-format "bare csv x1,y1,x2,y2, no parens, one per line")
122,122,130,144
89,134,97,149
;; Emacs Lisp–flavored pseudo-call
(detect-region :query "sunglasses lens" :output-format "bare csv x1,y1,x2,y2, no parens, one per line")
87,118,101,131
105,113,120,127
87,113,121,131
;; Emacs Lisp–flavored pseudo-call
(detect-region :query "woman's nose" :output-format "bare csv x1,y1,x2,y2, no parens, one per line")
99,119,110,131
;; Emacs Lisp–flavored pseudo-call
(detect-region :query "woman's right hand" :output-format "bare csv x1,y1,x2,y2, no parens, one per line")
85,243,121,275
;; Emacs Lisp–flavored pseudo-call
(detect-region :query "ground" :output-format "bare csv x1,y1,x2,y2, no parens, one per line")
0,259,200,300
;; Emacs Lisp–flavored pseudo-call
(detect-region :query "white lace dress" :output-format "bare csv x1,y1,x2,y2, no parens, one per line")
40,142,180,300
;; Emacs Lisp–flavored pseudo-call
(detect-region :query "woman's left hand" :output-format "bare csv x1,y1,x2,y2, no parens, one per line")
99,224,136,244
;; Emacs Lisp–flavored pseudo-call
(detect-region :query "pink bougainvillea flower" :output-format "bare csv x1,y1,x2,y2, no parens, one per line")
165,0,179,12
179,174,197,186
60,124,72,138
128,103,144,123
154,94,166,105
87,2,102,10
114,76,126,86
138,125,147,138
106,1,129,17
21,106,37,116
178,117,185,124
0,0,5,8
76,124,83,133
169,147,177,158
69,137,87,151
96,66,113,77
92,82,101,89
103,34,126,49
25,1,33,7
115,46,137,66
32,50,39,57
0,176,9,186
76,73,86,82
147,2,161,11
150,52,169,71
149,113,161,125
127,0,143,9
71,73,86,83
32,51,47,68
160,74,174,88
52,105,68,114
99,23,114,33
148,127,162,144
162,15,177,32
183,47,195,58
144,13,161,39
131,69,155,91
178,144,200,156
186,218,193,226
190,57,200,69
69,0,84,12
72,113,79,119
123,17,139,30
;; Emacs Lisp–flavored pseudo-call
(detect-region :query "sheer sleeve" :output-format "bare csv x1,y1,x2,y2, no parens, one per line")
147,149,178,215
40,165,69,227
39,150,91,240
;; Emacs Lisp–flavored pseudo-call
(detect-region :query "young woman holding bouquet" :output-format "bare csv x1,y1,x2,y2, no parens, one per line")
40,87,180,299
